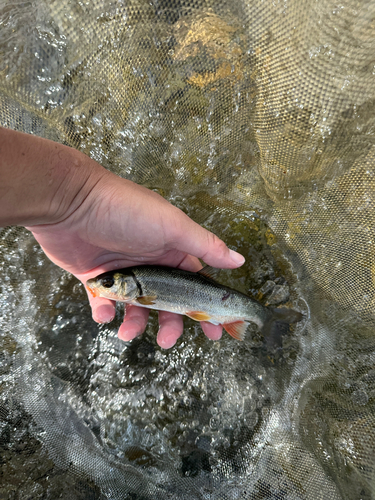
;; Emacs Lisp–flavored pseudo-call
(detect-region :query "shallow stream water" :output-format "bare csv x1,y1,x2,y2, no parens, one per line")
1,1,375,498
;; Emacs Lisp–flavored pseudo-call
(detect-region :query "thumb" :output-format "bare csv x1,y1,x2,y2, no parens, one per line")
171,212,245,269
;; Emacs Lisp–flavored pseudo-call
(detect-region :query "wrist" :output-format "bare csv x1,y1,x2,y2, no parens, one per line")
37,147,110,227
0,128,108,227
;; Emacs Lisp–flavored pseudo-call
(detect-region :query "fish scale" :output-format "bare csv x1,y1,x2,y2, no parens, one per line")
86,265,303,340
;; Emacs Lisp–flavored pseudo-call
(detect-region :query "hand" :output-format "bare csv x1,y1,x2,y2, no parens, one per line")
28,169,245,349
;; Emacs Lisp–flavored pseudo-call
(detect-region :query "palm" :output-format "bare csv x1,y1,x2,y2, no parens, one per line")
2,130,244,349
31,223,191,278
29,176,229,348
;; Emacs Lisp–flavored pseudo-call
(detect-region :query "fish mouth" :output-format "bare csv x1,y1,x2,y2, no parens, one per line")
86,282,99,298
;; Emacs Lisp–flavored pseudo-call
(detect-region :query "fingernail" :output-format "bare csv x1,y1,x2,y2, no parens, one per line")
229,249,245,266
118,323,142,341
158,334,177,350
119,331,140,342
94,304,115,323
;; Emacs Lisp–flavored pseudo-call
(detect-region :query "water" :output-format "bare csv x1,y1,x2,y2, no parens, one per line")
0,211,306,498
2,1,375,498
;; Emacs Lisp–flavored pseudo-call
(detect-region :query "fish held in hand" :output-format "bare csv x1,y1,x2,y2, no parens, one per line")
86,265,303,341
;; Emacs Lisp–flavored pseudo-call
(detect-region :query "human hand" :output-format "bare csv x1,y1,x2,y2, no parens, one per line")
28,165,245,349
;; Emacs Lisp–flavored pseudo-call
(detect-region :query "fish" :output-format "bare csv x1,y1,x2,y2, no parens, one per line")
86,265,303,341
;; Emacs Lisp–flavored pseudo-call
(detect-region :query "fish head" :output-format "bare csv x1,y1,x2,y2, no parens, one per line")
86,271,139,302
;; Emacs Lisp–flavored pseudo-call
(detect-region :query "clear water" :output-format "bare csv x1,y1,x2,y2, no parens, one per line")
1,1,375,498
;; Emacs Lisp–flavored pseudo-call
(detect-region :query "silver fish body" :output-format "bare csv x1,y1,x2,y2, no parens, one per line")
86,265,302,340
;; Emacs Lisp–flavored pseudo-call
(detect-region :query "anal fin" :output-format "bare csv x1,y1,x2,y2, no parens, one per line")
223,321,249,341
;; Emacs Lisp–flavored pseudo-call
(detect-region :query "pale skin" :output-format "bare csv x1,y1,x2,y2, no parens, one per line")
0,127,245,348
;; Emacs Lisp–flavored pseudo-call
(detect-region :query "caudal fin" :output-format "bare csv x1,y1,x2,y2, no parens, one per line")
223,308,303,343
261,307,303,348
269,307,303,324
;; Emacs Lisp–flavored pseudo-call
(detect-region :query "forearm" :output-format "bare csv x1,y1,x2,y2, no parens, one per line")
0,127,106,226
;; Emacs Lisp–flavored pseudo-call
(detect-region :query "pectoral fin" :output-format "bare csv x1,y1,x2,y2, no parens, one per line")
137,295,157,306
186,311,212,322
223,321,249,341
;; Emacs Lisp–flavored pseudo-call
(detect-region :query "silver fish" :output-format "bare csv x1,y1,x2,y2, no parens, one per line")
86,265,303,340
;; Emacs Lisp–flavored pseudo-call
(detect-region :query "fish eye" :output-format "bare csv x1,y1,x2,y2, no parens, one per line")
101,276,114,288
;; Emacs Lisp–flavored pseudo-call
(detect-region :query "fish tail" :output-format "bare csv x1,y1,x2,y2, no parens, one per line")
261,307,303,347
269,307,303,325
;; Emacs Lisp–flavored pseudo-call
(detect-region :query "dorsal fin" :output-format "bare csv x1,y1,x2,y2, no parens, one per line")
197,265,221,281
